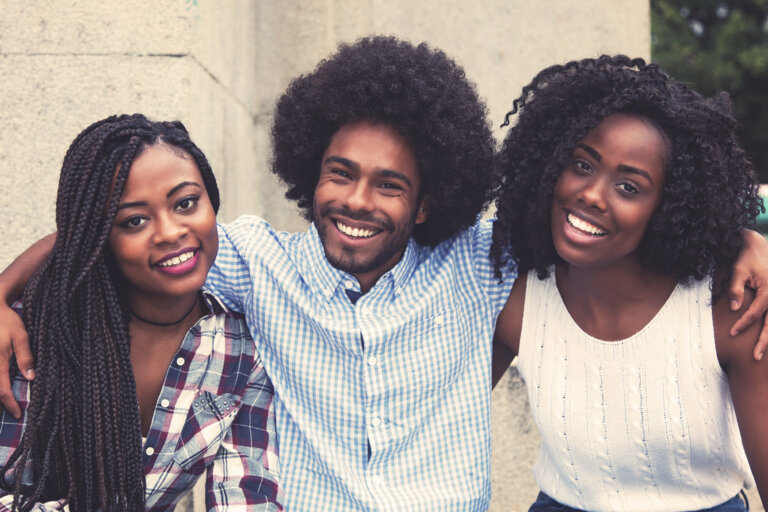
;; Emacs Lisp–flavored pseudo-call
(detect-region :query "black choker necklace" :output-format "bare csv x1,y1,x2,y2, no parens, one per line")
130,298,198,327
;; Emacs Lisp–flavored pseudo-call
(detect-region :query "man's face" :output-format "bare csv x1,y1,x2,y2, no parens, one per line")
313,120,428,292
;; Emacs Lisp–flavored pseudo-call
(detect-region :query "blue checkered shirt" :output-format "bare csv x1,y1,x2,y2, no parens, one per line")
206,216,516,511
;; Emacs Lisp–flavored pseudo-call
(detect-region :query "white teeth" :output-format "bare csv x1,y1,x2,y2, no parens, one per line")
336,222,377,238
158,251,194,267
567,213,606,236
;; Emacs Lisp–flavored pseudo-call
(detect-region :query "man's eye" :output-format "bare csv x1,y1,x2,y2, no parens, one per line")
330,168,351,179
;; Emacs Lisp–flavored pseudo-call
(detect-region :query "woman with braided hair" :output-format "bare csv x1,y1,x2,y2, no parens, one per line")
491,56,767,511
0,114,282,511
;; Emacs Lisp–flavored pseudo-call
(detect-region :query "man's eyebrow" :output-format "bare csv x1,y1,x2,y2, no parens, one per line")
323,156,414,188
374,168,413,188
323,156,360,173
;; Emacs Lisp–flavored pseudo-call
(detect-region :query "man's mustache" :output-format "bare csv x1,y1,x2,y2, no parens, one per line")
319,206,393,231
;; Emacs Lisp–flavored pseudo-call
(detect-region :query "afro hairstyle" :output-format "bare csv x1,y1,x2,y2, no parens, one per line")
271,35,496,247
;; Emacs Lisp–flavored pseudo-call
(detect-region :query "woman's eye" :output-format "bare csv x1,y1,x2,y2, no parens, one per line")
573,160,592,174
120,216,147,229
176,196,199,211
619,182,639,194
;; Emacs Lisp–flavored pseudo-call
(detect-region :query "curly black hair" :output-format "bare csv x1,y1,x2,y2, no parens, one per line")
491,55,762,290
271,35,495,247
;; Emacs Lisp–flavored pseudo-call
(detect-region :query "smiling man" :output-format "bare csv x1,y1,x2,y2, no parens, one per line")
204,36,515,510
312,120,428,293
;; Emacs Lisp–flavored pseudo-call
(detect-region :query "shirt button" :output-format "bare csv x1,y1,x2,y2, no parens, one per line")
367,356,378,367
344,280,355,289
160,398,170,408
434,315,444,325
371,417,381,427
359,305,370,315
370,475,383,486
145,446,155,456
176,357,185,366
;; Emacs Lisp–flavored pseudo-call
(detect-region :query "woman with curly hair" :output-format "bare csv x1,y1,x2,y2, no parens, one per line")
491,56,767,511
0,114,282,511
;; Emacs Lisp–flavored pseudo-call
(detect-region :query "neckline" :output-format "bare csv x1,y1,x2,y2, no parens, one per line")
545,268,681,344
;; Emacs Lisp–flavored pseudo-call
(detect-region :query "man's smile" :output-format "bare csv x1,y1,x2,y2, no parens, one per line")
335,221,379,239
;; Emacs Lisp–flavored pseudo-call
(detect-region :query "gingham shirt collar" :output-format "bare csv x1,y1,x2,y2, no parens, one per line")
299,222,421,298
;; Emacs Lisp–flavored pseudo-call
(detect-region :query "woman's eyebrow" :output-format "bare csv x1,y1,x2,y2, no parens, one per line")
167,181,201,197
576,143,601,161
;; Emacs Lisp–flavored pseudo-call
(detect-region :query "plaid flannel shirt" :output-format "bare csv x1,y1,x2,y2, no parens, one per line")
0,291,283,511
206,216,517,511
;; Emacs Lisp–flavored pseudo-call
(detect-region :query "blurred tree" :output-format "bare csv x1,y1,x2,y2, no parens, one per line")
652,0,768,181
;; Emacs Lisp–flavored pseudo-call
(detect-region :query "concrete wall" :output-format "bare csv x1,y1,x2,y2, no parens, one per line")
0,0,651,269
0,1,651,511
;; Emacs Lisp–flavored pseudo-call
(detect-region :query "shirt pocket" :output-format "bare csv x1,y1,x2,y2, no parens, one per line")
399,306,469,391
172,391,241,471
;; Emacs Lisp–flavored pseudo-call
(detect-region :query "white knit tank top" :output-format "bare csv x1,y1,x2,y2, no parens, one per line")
517,268,754,511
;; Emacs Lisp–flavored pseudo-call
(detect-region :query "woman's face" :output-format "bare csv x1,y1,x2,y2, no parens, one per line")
108,144,218,305
550,113,667,270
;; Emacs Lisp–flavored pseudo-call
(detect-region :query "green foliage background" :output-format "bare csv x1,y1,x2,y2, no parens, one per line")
652,0,768,181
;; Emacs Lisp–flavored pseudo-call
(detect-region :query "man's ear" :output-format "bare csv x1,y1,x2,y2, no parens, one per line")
415,197,429,224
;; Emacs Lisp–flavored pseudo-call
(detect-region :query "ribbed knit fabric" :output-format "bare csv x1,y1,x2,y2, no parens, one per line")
517,268,754,511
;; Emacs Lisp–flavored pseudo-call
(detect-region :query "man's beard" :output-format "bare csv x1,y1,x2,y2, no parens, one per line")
315,204,415,276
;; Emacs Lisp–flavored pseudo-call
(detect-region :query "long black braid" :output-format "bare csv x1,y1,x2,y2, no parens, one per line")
0,114,219,511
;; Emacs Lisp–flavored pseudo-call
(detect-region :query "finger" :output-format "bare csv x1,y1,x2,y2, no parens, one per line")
12,331,34,381
728,268,749,311
730,291,768,336
0,356,21,419
754,322,768,360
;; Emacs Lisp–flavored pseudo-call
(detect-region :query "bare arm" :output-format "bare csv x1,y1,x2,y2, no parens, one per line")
0,233,55,418
728,229,768,359
714,288,768,508
491,273,526,389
